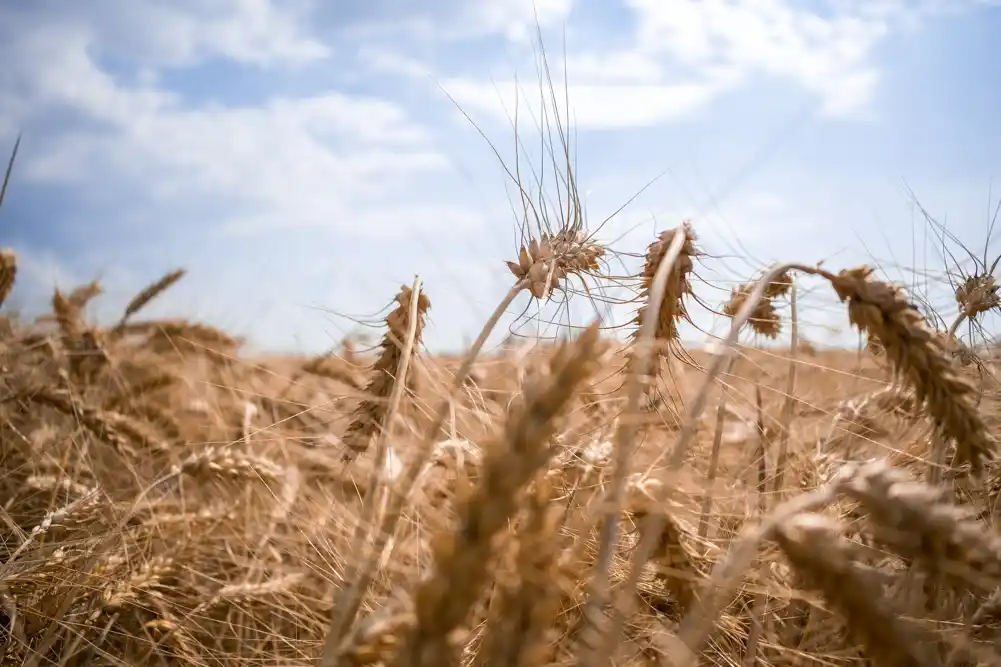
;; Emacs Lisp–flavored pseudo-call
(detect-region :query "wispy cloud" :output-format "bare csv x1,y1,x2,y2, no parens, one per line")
1,0,999,353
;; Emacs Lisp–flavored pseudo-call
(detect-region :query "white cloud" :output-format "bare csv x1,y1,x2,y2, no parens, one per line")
1,0,996,352
439,77,733,129
433,0,902,130
19,0,330,69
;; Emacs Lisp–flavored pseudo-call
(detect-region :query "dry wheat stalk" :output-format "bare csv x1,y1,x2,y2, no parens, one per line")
386,321,602,667
341,284,430,462
772,280,800,498
774,513,941,667
478,476,564,667
0,133,19,213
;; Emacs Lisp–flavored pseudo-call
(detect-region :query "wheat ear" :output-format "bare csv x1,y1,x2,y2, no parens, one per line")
772,280,799,497
576,225,690,667
388,321,602,667
341,282,430,462
353,277,426,560
113,268,187,332
321,279,529,662
0,249,15,309
775,513,941,667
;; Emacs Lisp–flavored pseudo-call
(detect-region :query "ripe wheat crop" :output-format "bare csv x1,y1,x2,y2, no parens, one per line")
3,94,1001,667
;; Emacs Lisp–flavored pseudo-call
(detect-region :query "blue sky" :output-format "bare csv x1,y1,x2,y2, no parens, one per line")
1,0,1000,354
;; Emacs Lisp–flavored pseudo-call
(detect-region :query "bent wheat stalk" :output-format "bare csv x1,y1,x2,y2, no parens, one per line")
321,279,529,664
578,226,689,667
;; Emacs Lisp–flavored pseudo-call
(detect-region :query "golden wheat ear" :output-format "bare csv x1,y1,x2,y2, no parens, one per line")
630,222,699,379
723,269,792,339
774,513,945,667
372,322,603,667
340,283,430,463
0,249,15,309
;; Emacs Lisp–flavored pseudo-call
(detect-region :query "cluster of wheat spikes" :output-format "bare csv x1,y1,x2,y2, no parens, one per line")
5,92,1001,667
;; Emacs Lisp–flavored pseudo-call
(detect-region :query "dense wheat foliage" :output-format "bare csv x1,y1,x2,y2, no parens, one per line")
3,237,1001,667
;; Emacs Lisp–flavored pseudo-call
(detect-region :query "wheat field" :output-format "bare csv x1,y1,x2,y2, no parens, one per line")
2,214,1001,667
3,88,1001,666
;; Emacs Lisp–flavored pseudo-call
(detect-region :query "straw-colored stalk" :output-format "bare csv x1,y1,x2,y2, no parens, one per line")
772,281,799,497
387,321,602,667
577,225,691,667
742,385,770,667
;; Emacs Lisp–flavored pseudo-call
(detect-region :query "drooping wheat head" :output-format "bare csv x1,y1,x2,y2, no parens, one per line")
828,266,994,473
723,269,792,339
630,222,698,377
839,461,1001,586
774,513,942,667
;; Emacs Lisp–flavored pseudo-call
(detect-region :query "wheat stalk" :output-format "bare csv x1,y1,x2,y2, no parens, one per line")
341,281,430,462
387,321,602,667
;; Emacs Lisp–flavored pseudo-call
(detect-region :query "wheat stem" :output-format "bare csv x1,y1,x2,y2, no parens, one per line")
577,228,687,667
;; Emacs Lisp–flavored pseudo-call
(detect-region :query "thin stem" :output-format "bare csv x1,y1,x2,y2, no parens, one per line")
320,280,529,665
355,276,425,547
577,229,688,667
697,368,731,540
772,281,799,498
